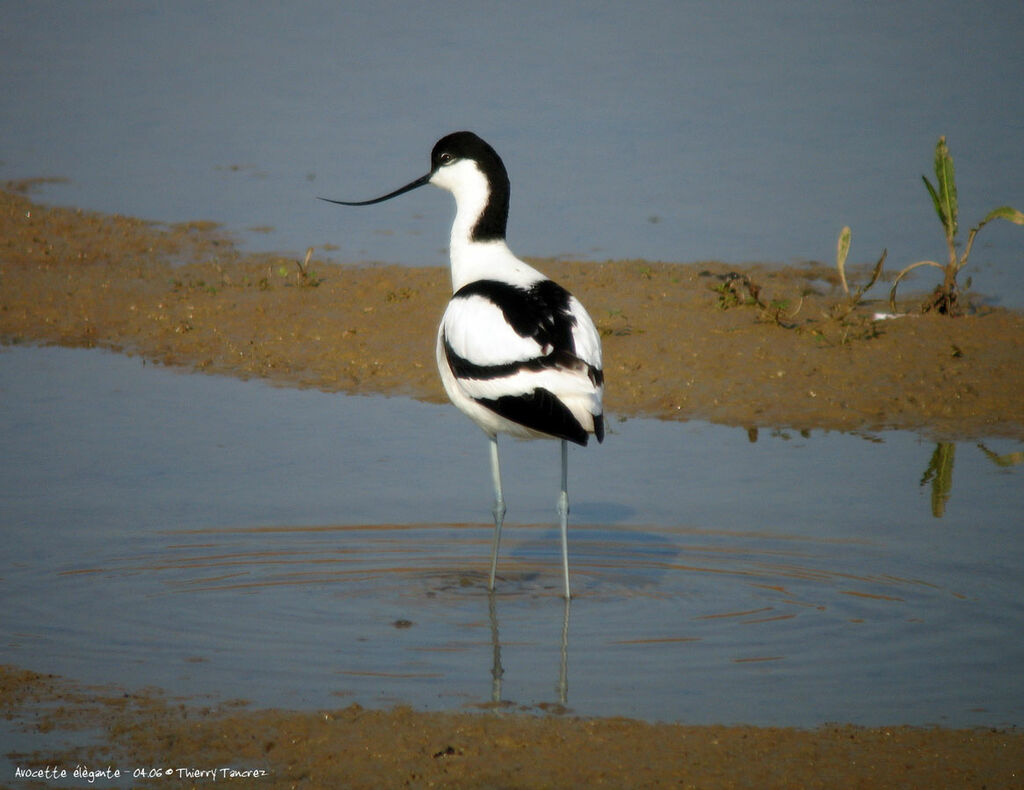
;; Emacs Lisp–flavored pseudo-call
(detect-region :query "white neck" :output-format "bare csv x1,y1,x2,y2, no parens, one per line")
448,175,490,245
431,158,543,291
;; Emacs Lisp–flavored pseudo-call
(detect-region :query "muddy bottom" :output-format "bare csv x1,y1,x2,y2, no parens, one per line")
3,184,1023,439
3,666,1021,789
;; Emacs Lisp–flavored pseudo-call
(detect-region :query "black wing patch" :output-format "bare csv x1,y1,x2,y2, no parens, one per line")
453,279,577,354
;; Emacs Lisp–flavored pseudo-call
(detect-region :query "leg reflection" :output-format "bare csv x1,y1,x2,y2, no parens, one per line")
487,590,504,703
485,593,572,708
557,596,570,705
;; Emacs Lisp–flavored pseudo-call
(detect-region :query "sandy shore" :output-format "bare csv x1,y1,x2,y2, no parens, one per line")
3,184,1023,786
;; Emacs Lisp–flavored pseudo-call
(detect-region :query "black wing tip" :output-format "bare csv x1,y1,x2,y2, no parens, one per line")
476,390,601,447
569,414,605,447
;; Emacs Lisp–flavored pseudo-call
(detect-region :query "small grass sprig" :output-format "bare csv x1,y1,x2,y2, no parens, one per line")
831,225,885,320
291,247,323,287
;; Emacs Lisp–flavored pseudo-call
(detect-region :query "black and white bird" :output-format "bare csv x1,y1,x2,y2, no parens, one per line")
321,131,603,599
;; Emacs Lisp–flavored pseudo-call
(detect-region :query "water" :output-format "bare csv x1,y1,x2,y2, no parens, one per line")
2,2,1023,304
2,345,1022,730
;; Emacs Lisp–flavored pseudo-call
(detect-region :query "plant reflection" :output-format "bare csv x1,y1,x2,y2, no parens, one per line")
920,441,1023,518
977,443,1024,468
921,443,956,518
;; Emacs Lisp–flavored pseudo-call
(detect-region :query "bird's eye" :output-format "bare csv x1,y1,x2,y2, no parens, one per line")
439,152,454,165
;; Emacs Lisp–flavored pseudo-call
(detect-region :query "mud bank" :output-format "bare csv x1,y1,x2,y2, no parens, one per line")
3,185,1023,439
4,666,1021,789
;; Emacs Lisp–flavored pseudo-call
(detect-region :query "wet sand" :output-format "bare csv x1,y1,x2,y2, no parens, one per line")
3,184,1023,439
3,184,1024,786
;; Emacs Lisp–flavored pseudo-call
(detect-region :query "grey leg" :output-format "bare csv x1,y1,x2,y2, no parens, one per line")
558,439,571,599
488,435,506,590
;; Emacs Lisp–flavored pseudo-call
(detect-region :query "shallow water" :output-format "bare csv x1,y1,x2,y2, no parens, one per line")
2,2,1023,305
1,346,1022,728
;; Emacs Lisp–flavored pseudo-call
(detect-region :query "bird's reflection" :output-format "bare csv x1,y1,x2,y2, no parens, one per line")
487,591,570,707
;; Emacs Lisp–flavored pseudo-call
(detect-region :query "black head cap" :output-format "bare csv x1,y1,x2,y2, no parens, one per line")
430,131,510,242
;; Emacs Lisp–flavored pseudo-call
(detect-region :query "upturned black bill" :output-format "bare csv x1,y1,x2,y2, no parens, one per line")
318,172,432,206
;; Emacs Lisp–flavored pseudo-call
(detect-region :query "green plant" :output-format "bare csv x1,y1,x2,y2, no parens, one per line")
712,273,760,310
711,273,801,328
889,137,1024,315
291,247,322,287
831,226,885,320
